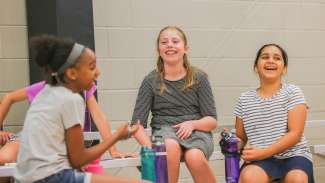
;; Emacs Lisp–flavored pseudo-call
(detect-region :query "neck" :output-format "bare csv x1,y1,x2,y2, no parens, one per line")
164,62,186,81
62,82,81,93
258,79,282,98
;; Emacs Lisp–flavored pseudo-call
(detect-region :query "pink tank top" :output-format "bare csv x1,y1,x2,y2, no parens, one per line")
26,81,97,103
26,81,97,132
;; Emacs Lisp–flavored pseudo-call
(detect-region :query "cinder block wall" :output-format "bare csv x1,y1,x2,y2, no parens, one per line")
1,0,325,182
92,0,325,182
0,0,29,133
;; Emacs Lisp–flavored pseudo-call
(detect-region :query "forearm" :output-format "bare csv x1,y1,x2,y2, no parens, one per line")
191,116,218,132
87,97,118,153
0,95,15,127
133,125,151,147
93,117,117,153
263,131,302,157
0,89,28,127
72,133,119,168
264,104,306,157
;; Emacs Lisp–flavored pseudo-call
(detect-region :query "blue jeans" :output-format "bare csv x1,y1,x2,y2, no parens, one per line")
34,169,91,183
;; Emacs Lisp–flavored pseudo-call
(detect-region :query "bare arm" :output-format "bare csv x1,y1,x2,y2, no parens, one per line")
191,116,218,131
66,122,139,169
241,104,307,161
86,96,119,154
0,88,28,128
235,116,247,149
133,123,152,148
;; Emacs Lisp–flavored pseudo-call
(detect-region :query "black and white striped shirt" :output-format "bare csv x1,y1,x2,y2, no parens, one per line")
234,84,312,161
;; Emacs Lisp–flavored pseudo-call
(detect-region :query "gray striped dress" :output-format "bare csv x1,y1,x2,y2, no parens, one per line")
132,69,217,158
234,84,312,161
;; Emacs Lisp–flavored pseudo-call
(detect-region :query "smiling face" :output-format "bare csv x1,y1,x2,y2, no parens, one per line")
255,45,287,82
158,28,188,66
73,48,100,91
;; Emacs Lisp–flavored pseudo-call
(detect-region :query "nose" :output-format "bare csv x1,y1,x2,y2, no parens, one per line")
95,67,100,78
166,41,173,48
266,58,275,64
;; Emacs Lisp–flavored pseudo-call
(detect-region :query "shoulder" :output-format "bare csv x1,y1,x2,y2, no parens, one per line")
238,89,256,101
53,86,84,106
26,81,46,93
284,83,302,91
193,67,210,87
85,83,97,99
141,70,158,85
144,70,157,80
240,89,256,98
282,83,304,96
193,67,208,81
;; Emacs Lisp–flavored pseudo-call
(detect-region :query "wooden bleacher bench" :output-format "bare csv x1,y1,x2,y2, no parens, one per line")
1,120,324,178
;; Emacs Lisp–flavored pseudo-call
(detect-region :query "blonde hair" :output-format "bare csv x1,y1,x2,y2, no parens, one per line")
156,26,195,94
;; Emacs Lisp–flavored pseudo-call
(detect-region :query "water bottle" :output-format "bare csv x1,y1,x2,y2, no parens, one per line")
152,136,168,183
140,146,156,182
219,131,240,183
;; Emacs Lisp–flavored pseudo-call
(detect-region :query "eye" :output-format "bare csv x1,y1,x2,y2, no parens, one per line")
173,40,179,44
260,55,269,60
274,56,282,61
89,63,96,70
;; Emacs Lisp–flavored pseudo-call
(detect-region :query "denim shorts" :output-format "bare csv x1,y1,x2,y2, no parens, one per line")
242,156,314,183
34,169,92,183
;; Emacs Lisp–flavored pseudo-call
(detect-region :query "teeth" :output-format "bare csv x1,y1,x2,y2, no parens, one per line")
165,50,177,55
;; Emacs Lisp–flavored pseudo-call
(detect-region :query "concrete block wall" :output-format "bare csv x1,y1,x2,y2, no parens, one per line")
93,0,325,182
0,0,29,133
0,0,325,182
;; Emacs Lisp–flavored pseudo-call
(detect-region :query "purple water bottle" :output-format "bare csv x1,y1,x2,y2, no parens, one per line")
219,131,240,183
152,136,169,183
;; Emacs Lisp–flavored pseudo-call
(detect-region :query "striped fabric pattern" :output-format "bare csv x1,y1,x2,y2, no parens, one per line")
234,84,312,161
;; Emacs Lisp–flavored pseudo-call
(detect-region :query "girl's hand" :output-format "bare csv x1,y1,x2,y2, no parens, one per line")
173,121,194,140
0,131,11,145
114,121,140,140
241,145,268,161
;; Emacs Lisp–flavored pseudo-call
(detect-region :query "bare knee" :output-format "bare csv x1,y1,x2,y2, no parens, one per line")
0,141,19,164
283,170,308,183
239,165,270,183
184,149,207,168
165,139,182,158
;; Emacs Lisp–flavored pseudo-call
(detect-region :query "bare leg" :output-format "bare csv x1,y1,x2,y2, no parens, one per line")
282,169,308,183
91,174,150,183
184,148,216,183
239,164,271,183
165,138,182,183
0,141,20,165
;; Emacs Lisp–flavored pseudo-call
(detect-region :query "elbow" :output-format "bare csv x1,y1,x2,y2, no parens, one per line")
1,93,14,105
210,117,218,130
290,131,303,145
69,158,84,169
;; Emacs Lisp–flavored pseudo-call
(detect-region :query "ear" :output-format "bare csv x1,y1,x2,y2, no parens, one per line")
65,67,78,81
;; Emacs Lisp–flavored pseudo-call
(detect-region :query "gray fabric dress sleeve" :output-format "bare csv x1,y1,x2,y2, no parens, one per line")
196,73,217,120
131,76,154,128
